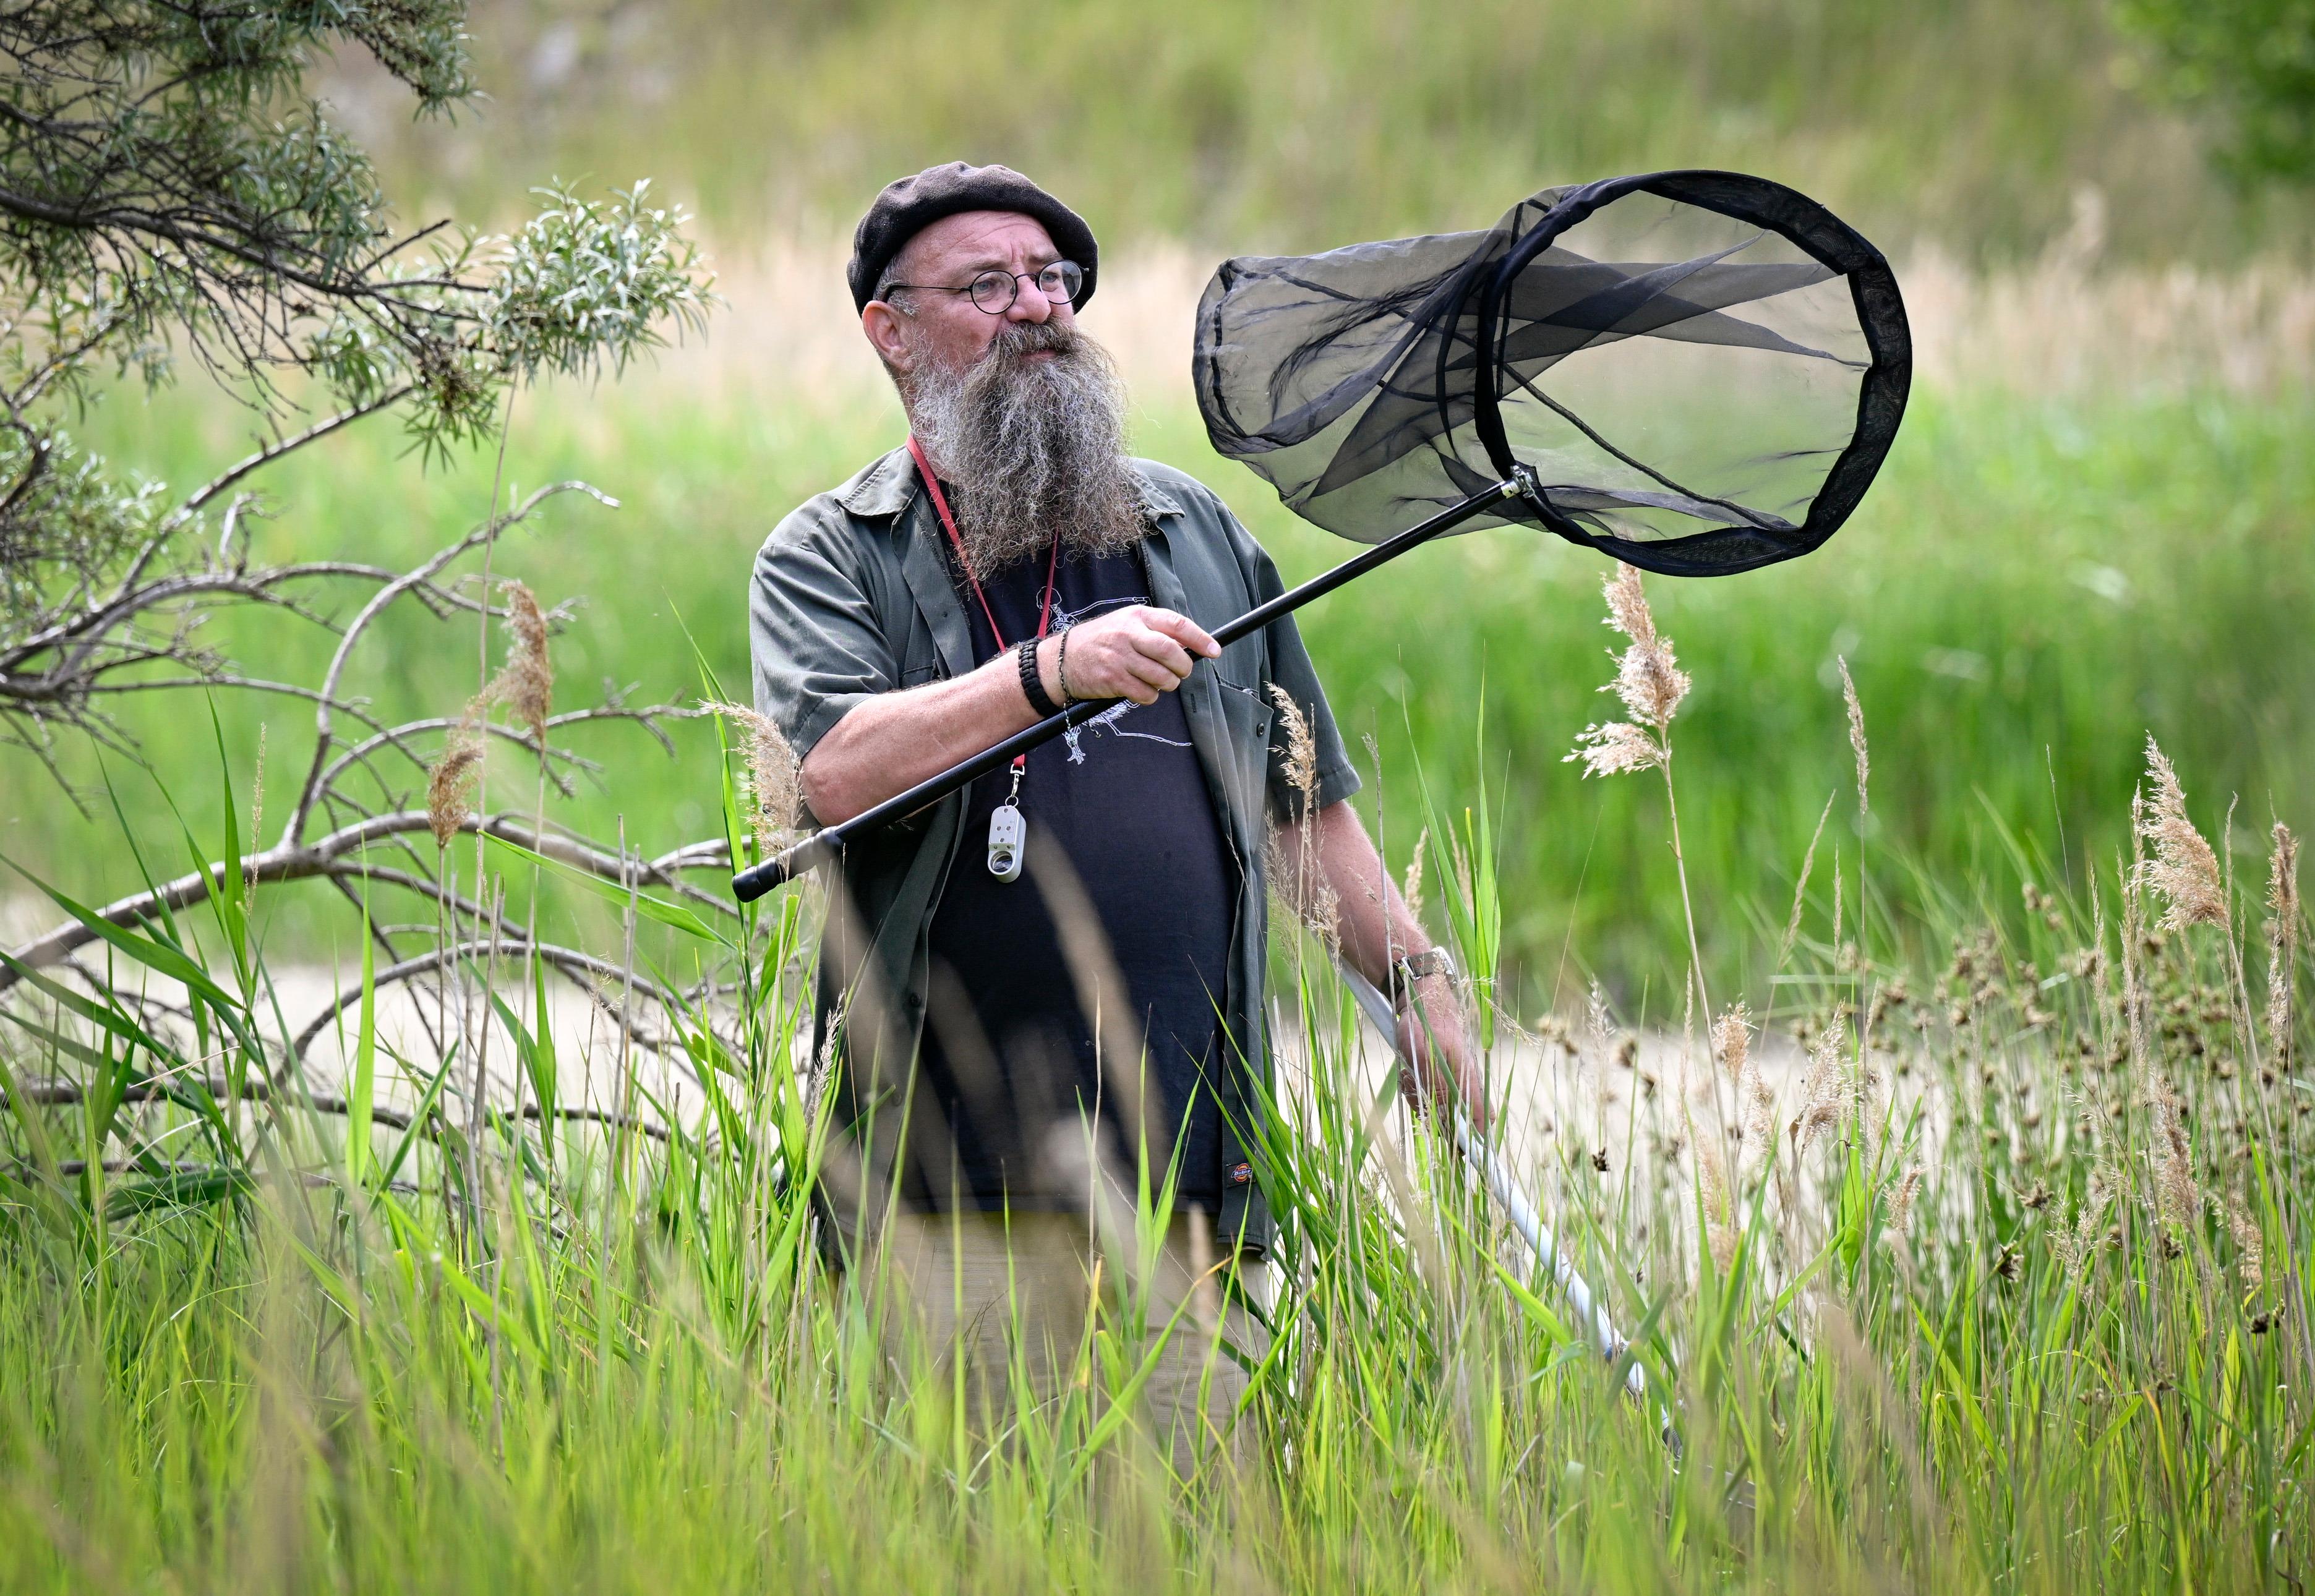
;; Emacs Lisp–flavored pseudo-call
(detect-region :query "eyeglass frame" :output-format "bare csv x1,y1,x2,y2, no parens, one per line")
880,260,1085,315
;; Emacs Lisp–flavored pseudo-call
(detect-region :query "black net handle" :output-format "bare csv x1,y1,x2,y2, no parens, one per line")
1465,169,1911,578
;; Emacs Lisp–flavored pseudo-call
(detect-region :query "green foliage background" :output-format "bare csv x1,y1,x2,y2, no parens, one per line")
341,0,2315,260
7,0,2313,1002
17,375,2309,1010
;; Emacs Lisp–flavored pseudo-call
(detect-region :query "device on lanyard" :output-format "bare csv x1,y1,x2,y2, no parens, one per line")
908,435,1059,884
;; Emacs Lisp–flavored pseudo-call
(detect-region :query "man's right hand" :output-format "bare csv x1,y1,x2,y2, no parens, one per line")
1044,605,1220,706
805,607,1222,826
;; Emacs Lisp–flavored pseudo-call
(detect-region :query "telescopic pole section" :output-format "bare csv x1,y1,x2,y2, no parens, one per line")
729,474,1523,901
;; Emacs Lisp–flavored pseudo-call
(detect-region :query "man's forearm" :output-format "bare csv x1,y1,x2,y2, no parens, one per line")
1305,799,1438,986
800,638,1060,824
1303,797,1481,1120
798,603,1219,826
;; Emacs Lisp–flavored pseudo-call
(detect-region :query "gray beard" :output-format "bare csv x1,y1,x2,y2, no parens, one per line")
904,319,1145,572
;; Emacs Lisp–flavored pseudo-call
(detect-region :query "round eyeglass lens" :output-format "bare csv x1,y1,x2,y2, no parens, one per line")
966,261,1085,313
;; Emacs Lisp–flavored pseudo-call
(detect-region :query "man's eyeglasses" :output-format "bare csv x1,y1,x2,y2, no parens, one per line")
884,260,1084,315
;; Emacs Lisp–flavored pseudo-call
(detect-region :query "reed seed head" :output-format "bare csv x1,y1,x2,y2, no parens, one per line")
2152,1080,2199,1231
1839,655,1868,820
1889,1162,1924,1235
489,579,555,744
2134,737,2225,931
426,717,484,850
244,723,266,890
1566,720,1664,779
1269,684,1320,814
706,701,801,856
1696,1133,1737,1275
1599,563,1690,731
1401,826,1428,926
1713,1002,1752,1082
1263,823,1341,946
2229,1192,2266,1289
1266,684,1338,942
1791,1021,1846,1153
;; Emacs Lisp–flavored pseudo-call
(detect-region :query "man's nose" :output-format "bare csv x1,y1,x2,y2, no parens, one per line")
1007,276,1055,325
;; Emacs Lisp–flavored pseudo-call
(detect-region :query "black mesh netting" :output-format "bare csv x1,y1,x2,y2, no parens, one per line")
1193,171,1911,576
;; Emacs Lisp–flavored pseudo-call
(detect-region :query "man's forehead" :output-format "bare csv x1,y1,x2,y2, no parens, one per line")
907,210,1061,270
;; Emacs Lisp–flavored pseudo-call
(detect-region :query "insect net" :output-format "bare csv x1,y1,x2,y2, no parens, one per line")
1192,172,1911,576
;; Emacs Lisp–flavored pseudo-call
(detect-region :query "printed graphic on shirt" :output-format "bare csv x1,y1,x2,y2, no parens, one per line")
1055,595,1196,765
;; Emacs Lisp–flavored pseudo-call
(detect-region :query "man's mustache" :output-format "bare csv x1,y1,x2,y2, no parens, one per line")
973,318,1080,367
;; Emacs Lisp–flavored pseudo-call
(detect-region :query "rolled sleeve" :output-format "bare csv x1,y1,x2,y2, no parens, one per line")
1247,539,1361,824
750,506,897,765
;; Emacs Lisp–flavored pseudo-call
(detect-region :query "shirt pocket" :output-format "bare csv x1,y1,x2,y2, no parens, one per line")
1213,670,1275,822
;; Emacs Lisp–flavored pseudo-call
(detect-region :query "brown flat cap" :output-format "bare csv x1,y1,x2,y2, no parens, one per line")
848,161,1098,314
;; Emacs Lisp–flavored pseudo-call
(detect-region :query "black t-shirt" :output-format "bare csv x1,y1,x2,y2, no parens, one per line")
904,531,1238,1211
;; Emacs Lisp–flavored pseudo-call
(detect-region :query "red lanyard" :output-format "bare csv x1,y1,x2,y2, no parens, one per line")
907,434,1059,777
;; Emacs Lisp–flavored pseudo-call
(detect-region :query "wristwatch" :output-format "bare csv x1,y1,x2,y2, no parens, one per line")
1389,949,1453,1008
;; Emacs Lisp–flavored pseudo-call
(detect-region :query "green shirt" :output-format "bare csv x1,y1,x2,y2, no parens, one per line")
749,445,1358,1252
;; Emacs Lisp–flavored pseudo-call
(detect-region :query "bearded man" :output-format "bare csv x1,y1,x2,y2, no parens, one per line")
749,163,1474,1456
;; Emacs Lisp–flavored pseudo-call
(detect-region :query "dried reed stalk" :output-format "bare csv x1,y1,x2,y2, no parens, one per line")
1568,561,1713,1021
2267,824,2300,1070
2122,832,2150,1072
1778,792,1836,971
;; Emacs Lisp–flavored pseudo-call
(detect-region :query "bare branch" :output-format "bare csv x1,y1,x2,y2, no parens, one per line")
171,383,414,522
3,1077,673,1145
1,811,734,988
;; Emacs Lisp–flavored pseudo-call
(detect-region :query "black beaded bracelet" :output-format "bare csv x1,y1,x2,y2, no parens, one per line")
1017,638,1062,718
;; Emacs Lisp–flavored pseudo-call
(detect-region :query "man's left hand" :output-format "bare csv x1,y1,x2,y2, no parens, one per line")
1395,970,1486,1131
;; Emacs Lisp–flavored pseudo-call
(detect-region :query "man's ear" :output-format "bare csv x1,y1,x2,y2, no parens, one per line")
862,301,914,373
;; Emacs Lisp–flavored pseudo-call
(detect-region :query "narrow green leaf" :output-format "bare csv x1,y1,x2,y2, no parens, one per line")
347,910,377,1190
0,854,260,1056
485,834,729,944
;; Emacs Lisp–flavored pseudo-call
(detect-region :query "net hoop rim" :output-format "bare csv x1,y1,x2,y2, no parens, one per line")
1465,168,1912,577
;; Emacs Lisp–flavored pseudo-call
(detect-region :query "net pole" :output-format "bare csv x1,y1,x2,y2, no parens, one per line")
1338,961,1676,1452
731,476,1522,901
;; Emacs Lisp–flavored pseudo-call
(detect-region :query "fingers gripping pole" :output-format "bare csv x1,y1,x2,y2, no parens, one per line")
1340,965,1650,1408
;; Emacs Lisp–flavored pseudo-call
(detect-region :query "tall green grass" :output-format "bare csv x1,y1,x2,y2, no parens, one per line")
1,665,2305,1592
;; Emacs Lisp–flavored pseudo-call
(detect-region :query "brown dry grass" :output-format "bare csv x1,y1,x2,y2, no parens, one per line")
2269,823,2301,1071
605,218,2315,422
